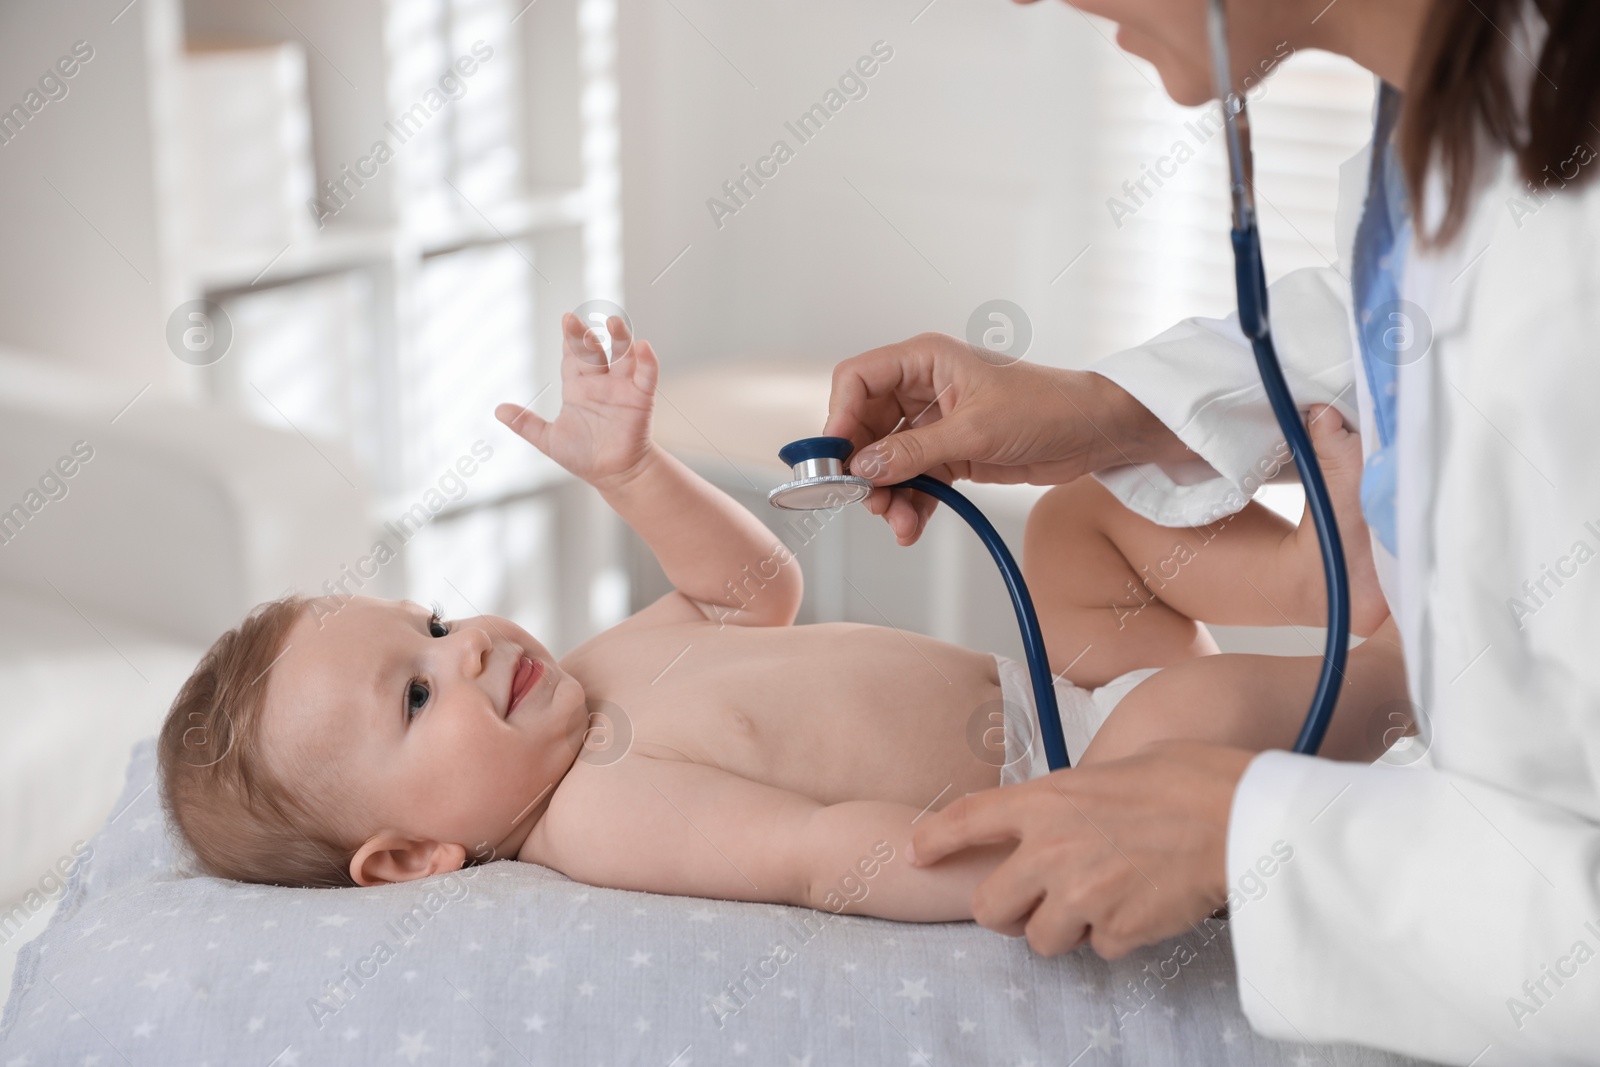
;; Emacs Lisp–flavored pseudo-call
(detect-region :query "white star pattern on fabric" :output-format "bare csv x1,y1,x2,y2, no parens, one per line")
248,959,271,974
628,950,653,967
136,970,170,991
523,1014,546,1033
246,1017,265,1033
1291,1051,1318,1067
895,978,932,1006
785,1055,810,1067
633,1017,650,1033
832,1015,852,1028
958,1019,977,1034
698,949,718,962
577,981,597,996
397,1031,433,1063
908,1049,932,1066
520,953,554,976
1084,1023,1120,1051
130,1021,153,1038
341,1028,360,1041
317,915,350,927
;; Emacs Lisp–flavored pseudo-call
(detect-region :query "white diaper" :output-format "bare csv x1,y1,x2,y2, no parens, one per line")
992,654,1160,783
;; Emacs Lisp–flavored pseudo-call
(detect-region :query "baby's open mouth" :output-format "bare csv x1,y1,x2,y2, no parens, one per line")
507,654,543,717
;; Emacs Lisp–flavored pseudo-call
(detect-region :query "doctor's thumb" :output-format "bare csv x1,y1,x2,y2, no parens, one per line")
851,426,956,485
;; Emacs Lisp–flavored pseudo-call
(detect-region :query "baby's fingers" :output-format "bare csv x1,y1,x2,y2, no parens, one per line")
495,401,551,453
629,338,660,395
563,311,633,368
563,312,611,368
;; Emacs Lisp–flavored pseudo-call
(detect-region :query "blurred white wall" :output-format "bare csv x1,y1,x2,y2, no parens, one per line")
617,0,1374,374
618,0,1098,371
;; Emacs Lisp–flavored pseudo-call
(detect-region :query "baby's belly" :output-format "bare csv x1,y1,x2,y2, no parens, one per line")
590,622,1005,809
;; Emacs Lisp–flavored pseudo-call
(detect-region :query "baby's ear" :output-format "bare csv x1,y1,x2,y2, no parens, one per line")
349,832,466,887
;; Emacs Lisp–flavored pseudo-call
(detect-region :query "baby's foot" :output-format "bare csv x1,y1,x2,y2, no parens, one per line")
1294,404,1389,636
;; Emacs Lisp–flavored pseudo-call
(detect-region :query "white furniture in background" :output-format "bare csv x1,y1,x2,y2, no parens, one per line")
0,0,625,654
0,346,374,1011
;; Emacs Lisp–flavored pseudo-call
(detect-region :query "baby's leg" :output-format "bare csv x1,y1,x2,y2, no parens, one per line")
1024,477,1309,688
1078,615,1411,766
1022,404,1386,688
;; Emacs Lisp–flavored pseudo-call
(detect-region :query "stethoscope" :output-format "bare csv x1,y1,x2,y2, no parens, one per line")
770,0,1349,770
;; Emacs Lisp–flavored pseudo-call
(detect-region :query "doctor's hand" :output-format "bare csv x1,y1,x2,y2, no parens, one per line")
822,333,1191,545
907,741,1253,958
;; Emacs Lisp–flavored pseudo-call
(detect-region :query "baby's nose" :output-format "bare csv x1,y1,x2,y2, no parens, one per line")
454,624,494,671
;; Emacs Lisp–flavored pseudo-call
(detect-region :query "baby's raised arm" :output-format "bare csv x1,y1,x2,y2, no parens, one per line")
529,756,1010,923
496,313,802,628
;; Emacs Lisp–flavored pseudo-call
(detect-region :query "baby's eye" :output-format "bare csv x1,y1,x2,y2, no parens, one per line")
428,610,449,639
406,680,430,720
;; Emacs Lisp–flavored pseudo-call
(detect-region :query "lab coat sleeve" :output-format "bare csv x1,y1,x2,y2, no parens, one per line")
1227,754,1600,1064
1085,266,1359,528
1226,189,1600,1064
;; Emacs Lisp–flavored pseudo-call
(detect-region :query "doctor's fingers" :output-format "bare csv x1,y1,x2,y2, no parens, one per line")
823,334,948,441
910,782,1040,866
971,826,1133,950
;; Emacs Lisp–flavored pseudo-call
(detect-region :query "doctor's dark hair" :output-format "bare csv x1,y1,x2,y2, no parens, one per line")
1401,0,1600,247
157,595,361,889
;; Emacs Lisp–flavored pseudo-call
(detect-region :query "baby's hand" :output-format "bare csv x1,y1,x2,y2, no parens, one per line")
495,312,660,490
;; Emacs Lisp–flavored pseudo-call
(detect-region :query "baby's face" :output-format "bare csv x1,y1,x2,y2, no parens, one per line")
263,596,589,869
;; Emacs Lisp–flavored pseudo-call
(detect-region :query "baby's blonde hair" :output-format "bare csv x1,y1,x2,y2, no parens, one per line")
157,595,359,888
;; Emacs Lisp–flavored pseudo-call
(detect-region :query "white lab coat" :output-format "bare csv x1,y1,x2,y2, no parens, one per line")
1087,97,1600,1063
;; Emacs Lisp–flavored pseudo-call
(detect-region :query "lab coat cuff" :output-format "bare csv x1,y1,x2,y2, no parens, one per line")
1085,363,1283,529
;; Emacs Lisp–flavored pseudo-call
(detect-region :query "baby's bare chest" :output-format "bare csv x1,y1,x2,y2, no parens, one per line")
561,621,1004,805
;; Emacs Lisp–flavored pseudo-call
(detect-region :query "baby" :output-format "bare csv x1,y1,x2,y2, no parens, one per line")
157,313,1406,922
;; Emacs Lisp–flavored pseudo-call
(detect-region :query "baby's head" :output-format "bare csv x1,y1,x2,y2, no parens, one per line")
158,595,590,889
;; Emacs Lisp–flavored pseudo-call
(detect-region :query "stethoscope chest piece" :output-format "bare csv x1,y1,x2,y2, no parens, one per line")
768,436,874,510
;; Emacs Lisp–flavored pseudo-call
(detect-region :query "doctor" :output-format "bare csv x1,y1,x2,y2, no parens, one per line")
824,0,1600,1062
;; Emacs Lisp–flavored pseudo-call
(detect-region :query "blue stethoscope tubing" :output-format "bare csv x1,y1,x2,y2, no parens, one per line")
892,475,1072,772
769,0,1351,772
1208,0,1349,756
